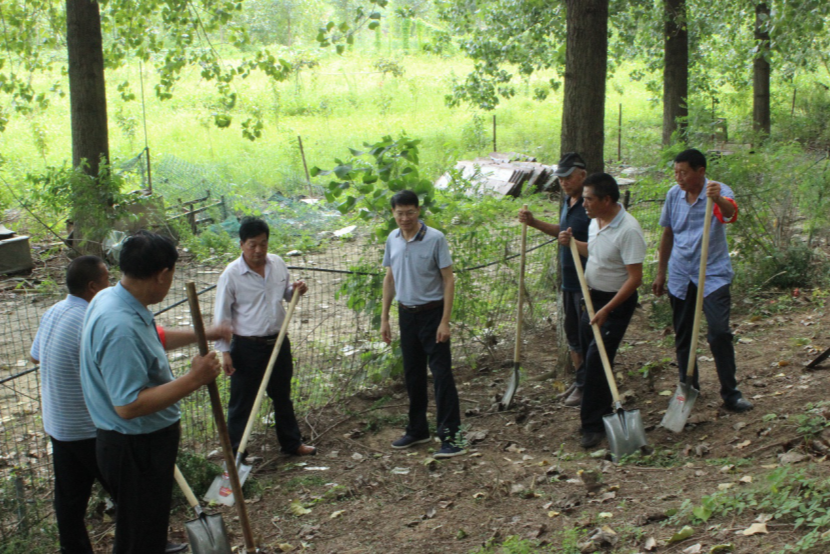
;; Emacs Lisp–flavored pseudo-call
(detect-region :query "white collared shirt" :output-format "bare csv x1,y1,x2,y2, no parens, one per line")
585,204,646,293
213,254,293,352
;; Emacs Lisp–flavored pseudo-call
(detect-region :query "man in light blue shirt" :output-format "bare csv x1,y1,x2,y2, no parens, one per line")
652,149,752,413
81,231,221,554
381,190,464,458
31,256,110,554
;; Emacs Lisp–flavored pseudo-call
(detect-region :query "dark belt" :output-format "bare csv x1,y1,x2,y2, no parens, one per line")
398,300,444,313
234,333,279,345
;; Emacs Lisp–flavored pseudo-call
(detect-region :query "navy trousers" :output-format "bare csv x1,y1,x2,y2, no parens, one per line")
669,282,742,405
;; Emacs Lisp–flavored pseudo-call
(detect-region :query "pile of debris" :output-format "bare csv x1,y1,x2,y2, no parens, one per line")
434,152,558,197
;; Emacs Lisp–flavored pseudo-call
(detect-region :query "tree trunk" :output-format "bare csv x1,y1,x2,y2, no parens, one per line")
66,0,109,177
662,0,688,145
561,0,608,174
753,3,771,136
66,0,110,253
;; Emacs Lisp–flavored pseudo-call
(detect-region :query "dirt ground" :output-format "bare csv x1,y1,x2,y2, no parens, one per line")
85,292,830,554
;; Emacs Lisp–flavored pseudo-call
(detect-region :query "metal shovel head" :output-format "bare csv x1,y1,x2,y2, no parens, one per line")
660,381,700,433
203,461,252,506
184,513,233,554
500,363,520,409
603,408,648,461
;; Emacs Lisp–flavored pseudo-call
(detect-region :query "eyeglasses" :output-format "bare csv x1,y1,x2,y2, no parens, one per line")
394,210,419,218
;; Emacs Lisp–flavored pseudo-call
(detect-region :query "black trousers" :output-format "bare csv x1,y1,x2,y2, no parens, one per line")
51,436,110,554
669,282,742,405
579,290,638,434
399,305,461,443
563,289,586,388
97,422,180,554
227,336,302,455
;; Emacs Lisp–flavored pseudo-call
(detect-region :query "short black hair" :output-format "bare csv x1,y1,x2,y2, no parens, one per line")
584,172,620,203
674,148,707,171
239,217,270,242
119,230,178,279
66,256,106,296
390,190,419,209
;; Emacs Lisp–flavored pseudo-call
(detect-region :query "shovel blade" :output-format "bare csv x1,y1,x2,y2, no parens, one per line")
500,364,520,409
184,513,233,554
603,408,648,462
203,462,252,507
660,382,700,433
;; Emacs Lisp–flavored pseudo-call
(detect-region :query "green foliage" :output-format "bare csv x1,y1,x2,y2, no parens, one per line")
24,160,145,248
618,448,683,468
312,134,439,242
667,468,830,553
682,143,829,291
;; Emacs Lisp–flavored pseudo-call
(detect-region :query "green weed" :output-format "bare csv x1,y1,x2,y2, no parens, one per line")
665,467,829,553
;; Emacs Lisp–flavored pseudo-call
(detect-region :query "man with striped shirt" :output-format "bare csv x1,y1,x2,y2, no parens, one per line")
31,256,112,554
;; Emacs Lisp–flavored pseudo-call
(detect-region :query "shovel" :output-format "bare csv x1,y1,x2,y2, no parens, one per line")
661,197,714,433
185,283,257,552
501,205,528,409
570,238,648,461
204,287,302,506
174,465,233,554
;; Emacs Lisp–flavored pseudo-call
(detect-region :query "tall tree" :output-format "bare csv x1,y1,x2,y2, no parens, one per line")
561,0,608,172
753,2,771,136
66,0,109,178
662,0,688,145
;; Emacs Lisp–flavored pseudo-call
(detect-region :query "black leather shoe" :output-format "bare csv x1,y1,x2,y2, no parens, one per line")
580,431,605,449
165,542,188,554
725,398,754,413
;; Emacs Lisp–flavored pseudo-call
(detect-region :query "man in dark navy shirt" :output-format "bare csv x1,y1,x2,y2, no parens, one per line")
518,152,590,407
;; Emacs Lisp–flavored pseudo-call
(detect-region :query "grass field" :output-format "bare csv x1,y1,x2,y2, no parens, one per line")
1,49,668,196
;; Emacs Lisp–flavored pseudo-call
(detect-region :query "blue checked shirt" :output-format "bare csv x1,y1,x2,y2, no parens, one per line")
659,179,734,300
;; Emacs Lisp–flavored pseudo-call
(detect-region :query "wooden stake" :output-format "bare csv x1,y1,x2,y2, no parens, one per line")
618,103,622,161
492,114,497,153
298,135,313,198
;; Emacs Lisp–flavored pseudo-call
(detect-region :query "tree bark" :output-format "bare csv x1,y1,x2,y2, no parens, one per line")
66,0,110,253
753,3,771,136
66,0,109,176
662,0,688,145
561,0,608,174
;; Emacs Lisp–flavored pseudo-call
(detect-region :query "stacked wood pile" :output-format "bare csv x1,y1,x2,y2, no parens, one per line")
434,152,557,197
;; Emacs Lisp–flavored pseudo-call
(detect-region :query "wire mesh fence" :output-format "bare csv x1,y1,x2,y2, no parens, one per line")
0,190,667,543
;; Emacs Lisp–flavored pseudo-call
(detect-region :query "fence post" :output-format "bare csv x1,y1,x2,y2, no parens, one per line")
298,135,314,198
492,114,497,153
618,103,622,161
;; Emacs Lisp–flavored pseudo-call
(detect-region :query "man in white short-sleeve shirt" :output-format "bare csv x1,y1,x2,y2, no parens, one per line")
560,173,646,449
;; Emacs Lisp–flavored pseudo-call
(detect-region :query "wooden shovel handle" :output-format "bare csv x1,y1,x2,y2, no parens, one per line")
513,205,528,365
185,283,256,553
569,238,621,403
174,464,200,510
685,196,714,379
237,287,302,456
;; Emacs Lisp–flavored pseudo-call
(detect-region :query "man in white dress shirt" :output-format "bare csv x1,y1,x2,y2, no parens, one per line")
214,217,315,456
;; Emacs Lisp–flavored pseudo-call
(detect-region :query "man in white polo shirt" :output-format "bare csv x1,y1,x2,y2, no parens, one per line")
559,173,646,448
380,190,465,458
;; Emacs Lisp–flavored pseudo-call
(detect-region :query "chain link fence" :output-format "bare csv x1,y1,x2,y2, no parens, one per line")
0,189,667,543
